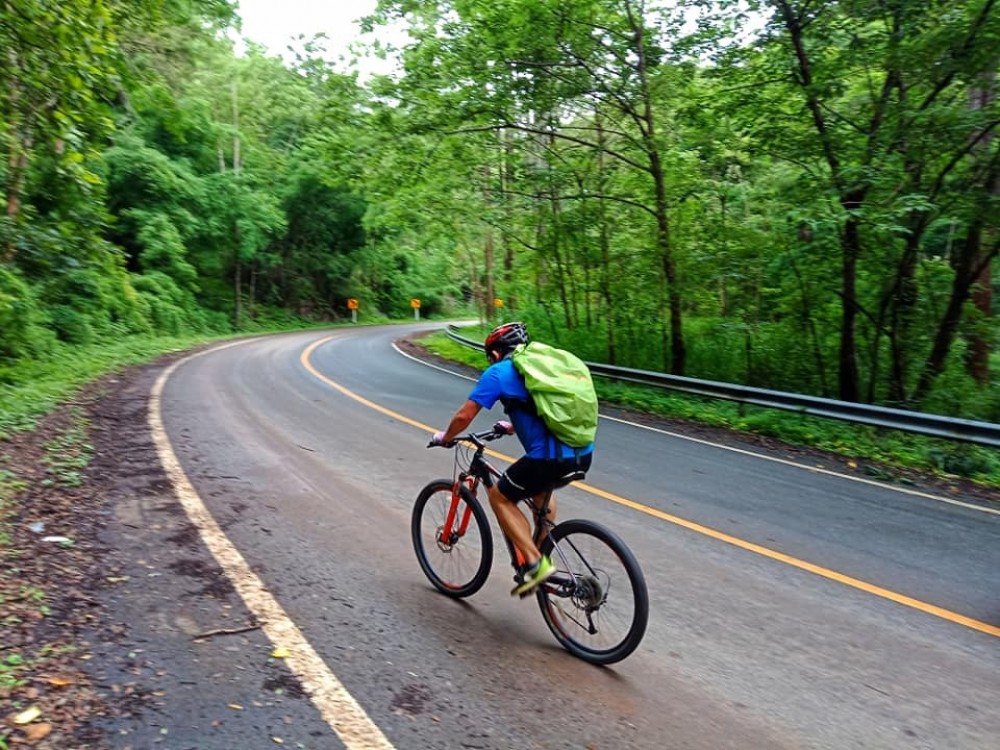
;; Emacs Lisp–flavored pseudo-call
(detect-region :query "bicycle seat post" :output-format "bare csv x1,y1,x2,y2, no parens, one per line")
534,488,554,529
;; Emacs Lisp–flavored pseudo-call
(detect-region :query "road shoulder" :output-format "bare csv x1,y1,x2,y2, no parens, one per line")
1,359,330,749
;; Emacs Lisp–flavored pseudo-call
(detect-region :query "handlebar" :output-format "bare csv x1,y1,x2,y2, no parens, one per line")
427,421,513,449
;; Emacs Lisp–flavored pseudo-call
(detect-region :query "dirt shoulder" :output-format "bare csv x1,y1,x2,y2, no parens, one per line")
1,355,325,749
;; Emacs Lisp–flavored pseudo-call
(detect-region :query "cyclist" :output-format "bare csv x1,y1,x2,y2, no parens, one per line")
430,322,595,596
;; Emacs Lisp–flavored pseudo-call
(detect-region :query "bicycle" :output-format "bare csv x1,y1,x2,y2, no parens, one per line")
412,423,649,665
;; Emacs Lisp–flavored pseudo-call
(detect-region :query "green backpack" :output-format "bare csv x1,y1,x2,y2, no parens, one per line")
510,342,598,448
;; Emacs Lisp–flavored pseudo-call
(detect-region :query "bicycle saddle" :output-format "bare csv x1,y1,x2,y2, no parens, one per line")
552,470,586,489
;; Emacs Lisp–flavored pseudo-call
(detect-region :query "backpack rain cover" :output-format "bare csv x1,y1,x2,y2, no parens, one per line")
510,342,598,448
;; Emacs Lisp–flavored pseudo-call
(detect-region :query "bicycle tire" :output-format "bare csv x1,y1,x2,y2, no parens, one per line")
537,519,648,665
412,479,493,598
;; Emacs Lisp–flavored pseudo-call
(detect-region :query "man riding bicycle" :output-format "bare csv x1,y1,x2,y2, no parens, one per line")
430,322,595,596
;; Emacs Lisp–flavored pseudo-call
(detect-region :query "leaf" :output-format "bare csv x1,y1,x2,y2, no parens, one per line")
228,703,244,710
270,647,290,659
12,705,41,724
24,722,53,742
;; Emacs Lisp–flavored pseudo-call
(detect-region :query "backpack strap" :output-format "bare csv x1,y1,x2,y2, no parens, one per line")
500,395,537,417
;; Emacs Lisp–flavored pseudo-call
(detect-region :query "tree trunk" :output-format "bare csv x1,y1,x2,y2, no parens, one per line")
249,265,257,320
778,0,877,402
3,47,30,263
791,257,828,395
912,78,1000,401
911,223,997,403
501,128,515,309
542,130,573,330
967,257,992,383
549,198,572,329
965,74,996,384
480,165,496,321
719,194,729,317
596,110,617,364
3,140,29,262
232,79,242,330
886,234,921,403
838,206,862,402
631,9,685,374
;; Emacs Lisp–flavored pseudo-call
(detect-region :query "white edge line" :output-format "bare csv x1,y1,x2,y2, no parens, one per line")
392,343,1000,517
150,339,396,750
393,342,478,382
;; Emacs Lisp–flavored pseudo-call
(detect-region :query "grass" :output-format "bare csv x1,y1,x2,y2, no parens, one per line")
419,330,1000,490
0,333,224,439
39,407,92,489
0,653,26,690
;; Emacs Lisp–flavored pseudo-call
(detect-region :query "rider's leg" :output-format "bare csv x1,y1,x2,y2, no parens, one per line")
534,491,556,547
487,483,542,565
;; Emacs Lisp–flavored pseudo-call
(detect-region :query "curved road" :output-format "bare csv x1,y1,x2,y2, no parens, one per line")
158,324,1000,749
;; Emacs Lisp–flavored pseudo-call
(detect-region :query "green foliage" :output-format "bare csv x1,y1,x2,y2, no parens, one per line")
135,212,200,291
0,268,44,359
362,0,998,419
0,333,219,439
420,331,487,370
105,136,205,233
131,271,211,335
271,169,366,313
0,0,995,468
0,652,27,690
48,305,94,345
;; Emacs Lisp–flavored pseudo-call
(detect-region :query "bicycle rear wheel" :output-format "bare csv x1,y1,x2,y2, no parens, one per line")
537,519,648,665
412,480,493,598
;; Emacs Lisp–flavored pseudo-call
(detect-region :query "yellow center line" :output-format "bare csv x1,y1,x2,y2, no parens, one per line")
302,337,1000,639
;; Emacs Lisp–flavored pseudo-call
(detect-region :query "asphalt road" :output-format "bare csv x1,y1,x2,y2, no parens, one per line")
155,323,1000,750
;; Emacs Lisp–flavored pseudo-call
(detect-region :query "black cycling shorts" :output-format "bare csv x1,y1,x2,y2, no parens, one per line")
496,453,593,502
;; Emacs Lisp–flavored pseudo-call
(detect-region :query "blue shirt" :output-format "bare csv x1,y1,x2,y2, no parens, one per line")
468,359,595,460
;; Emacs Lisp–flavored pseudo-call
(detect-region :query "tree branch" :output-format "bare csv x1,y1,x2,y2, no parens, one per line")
918,0,998,112
444,123,652,174
501,187,658,218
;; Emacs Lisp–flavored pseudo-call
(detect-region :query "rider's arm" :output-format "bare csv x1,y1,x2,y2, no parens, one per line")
442,399,482,443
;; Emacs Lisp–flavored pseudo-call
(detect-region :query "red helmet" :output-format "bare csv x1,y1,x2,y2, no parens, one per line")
484,321,528,361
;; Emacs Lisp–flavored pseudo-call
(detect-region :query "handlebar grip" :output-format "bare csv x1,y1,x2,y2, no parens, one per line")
492,420,514,436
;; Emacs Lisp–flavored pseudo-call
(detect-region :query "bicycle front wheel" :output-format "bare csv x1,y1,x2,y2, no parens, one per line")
537,519,648,665
412,480,493,598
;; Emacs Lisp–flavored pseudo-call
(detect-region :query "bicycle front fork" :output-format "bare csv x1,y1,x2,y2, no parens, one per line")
439,482,477,546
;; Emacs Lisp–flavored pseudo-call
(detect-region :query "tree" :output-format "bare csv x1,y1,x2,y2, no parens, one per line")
699,0,1000,403
371,0,701,371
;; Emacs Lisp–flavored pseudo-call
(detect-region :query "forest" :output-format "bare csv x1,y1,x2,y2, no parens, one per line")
1,0,998,423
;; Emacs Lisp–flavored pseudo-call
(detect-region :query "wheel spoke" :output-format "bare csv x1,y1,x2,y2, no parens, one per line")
412,481,492,598
537,519,647,664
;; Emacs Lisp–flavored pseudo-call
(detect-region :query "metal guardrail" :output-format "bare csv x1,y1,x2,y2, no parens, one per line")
446,325,1000,449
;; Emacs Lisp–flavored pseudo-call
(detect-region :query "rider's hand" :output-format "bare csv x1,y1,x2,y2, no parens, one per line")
493,420,514,435
428,430,449,447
